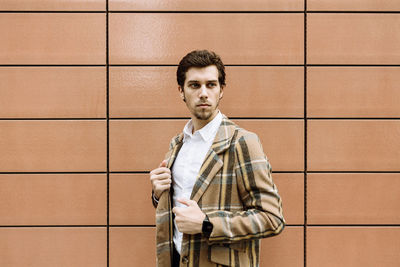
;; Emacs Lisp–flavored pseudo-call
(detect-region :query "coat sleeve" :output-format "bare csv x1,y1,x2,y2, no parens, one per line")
205,132,285,244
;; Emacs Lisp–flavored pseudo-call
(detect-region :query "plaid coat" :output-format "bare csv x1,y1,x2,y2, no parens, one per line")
153,115,285,267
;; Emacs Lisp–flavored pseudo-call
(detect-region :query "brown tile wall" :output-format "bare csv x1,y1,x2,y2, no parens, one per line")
1,1,399,266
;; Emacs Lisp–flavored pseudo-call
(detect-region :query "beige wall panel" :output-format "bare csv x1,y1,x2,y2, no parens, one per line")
307,227,400,267
0,120,106,172
109,67,186,118
235,120,304,171
308,120,400,171
308,14,400,64
109,66,304,118
0,0,105,10
109,120,186,171
308,0,400,11
109,13,304,64
109,0,303,11
274,173,304,225
308,67,400,117
308,173,400,224
0,67,106,118
0,227,106,267
0,14,105,64
221,67,304,117
110,120,303,171
109,227,155,267
261,226,304,267
110,174,154,225
0,174,106,225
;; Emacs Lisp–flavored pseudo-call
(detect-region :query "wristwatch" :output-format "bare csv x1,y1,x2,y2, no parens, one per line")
202,215,213,237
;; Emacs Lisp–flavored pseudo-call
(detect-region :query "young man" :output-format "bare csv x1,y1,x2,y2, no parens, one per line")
150,50,285,267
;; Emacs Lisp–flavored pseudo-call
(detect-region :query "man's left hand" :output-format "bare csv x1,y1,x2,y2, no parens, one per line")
172,198,206,234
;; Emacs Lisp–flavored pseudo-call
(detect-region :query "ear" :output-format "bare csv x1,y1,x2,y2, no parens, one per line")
178,86,185,101
219,85,224,99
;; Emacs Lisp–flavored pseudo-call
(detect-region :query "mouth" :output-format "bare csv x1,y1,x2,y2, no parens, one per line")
197,103,211,107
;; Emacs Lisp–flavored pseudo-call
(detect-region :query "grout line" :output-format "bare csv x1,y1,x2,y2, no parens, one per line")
1,64,399,67
0,225,108,228
1,224,398,228
108,10,305,14
0,65,106,67
0,10,106,13
1,10,399,14
1,117,400,121
0,118,107,120
304,1,308,266
307,11,400,14
106,1,110,266
2,170,400,175
0,172,107,174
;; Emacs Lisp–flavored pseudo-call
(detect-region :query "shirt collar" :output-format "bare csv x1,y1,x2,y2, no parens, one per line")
183,111,223,142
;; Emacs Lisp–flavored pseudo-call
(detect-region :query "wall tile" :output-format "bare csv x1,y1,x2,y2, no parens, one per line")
109,0,303,11
308,120,400,171
308,173,400,224
109,119,185,172
0,13,105,64
274,173,304,225
0,120,106,172
110,119,303,172
0,227,107,267
307,227,400,267
308,67,400,117
308,0,400,11
109,66,304,118
109,67,186,118
109,227,155,267
109,13,303,64
0,67,106,118
261,226,304,267
0,174,106,225
110,174,154,225
221,67,304,117
308,14,400,64
0,0,105,11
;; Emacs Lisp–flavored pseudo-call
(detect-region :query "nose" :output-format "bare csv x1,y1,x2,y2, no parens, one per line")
199,84,208,98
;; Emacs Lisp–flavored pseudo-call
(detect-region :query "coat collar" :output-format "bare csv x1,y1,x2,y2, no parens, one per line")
167,115,238,202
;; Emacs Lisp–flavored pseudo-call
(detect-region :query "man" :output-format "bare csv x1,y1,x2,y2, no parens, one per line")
150,50,285,267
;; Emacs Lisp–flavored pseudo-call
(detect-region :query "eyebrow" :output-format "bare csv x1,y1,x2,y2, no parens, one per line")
187,80,218,83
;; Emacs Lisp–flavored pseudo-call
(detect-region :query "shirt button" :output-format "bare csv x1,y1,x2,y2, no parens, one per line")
182,256,189,264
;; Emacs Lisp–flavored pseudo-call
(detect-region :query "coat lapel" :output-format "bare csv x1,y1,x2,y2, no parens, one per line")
165,133,184,169
190,116,237,202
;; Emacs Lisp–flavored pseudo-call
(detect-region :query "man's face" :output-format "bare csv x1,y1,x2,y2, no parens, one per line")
179,65,224,123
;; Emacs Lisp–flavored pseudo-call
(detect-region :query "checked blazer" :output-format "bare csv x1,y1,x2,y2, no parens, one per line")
153,115,285,267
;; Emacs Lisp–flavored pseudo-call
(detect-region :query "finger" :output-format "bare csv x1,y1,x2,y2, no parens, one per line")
150,172,171,182
156,184,170,192
157,178,171,185
150,167,171,176
159,160,168,168
177,198,192,207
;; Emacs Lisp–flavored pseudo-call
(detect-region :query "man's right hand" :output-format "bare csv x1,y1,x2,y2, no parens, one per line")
150,160,172,200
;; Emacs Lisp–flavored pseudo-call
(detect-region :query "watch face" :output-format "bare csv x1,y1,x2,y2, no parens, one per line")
202,220,213,236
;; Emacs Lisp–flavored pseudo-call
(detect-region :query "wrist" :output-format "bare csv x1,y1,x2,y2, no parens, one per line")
202,215,213,237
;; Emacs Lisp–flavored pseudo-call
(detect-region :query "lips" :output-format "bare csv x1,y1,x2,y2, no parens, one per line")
197,103,210,107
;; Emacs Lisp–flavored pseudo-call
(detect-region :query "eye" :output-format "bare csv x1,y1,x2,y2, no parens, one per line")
207,82,217,88
189,83,200,89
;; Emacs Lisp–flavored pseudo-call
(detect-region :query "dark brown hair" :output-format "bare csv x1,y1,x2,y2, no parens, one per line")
176,50,226,88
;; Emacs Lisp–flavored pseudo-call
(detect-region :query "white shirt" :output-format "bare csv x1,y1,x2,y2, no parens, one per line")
172,111,223,254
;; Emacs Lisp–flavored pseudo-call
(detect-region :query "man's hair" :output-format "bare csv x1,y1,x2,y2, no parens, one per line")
177,50,226,88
